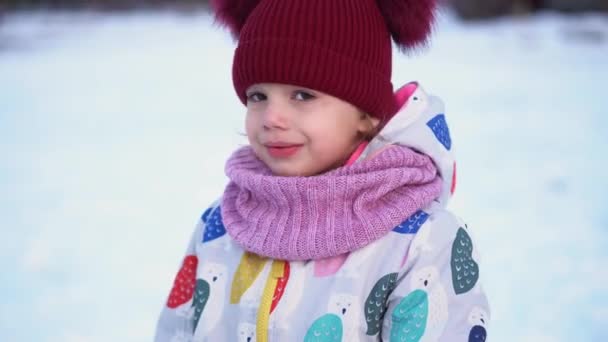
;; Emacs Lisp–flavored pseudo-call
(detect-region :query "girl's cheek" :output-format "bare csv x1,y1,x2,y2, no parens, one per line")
244,111,257,129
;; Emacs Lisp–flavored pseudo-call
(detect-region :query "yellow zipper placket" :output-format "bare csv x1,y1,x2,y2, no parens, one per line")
256,260,286,342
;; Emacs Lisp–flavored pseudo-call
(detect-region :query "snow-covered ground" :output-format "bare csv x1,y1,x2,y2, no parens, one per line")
1,8,607,342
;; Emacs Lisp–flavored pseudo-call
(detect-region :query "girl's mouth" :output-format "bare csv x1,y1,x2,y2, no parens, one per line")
266,144,302,158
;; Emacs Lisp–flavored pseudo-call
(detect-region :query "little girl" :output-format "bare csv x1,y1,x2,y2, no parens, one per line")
155,0,490,341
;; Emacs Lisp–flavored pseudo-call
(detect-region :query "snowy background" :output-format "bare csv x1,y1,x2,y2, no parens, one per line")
1,8,607,342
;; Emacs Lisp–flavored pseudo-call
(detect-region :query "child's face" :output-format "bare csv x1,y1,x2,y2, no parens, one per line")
245,83,378,177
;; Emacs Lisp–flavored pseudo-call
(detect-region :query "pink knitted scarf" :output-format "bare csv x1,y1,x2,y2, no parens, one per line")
221,145,442,261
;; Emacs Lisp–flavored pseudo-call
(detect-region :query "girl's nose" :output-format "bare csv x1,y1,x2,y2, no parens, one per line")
262,101,289,130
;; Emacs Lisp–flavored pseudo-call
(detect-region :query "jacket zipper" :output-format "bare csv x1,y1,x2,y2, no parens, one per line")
256,260,286,342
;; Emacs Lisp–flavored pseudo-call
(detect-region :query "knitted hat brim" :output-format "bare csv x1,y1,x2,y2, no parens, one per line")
233,38,397,120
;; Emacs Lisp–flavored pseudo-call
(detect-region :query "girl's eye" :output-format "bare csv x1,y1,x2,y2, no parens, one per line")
293,91,315,101
246,92,266,103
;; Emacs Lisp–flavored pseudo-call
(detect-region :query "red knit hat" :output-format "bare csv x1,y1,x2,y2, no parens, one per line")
211,0,436,121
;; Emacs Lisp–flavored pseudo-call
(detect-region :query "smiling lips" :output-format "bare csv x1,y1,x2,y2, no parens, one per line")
265,143,303,158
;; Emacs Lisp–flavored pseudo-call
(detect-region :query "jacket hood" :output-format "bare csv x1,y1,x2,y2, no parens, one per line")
357,82,456,208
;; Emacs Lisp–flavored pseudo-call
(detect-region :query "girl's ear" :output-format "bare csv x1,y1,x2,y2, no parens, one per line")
210,0,263,39
368,116,381,130
358,114,381,139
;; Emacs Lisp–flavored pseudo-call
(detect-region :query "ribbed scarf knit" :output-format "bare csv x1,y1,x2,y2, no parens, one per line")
221,145,442,261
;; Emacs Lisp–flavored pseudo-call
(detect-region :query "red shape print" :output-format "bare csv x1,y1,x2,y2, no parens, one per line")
270,262,290,314
167,255,199,309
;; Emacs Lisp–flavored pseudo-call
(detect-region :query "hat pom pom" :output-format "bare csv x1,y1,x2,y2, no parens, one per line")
376,0,438,51
210,0,262,39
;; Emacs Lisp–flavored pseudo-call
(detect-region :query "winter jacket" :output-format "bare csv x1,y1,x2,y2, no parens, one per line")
154,82,490,342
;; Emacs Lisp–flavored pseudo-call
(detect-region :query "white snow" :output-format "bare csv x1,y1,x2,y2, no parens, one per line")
1,8,607,341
